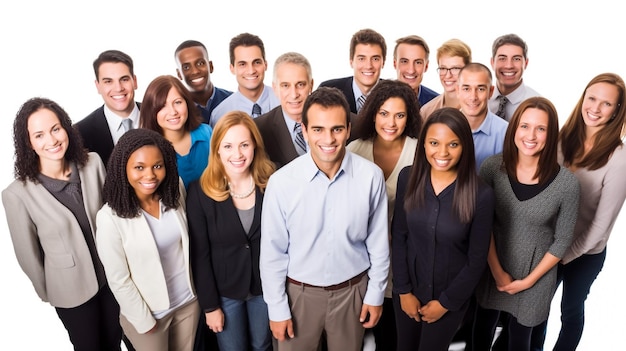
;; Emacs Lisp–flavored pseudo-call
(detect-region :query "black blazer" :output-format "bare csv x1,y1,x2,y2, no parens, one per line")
255,107,299,169
75,103,140,167
186,181,264,311
319,76,358,114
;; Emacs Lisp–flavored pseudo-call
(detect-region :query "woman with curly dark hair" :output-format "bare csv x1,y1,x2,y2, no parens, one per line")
346,79,422,351
96,128,200,351
2,97,123,350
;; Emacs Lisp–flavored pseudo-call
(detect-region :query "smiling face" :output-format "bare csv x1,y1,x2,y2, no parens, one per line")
350,43,384,94
457,69,494,121
95,62,138,117
302,104,350,178
157,87,189,133
230,45,267,95
28,108,69,165
219,124,255,178
437,55,465,94
424,122,462,176
273,62,313,122
176,46,214,93
374,97,408,142
394,43,429,94
581,82,620,135
514,107,549,158
126,145,166,202
491,44,528,95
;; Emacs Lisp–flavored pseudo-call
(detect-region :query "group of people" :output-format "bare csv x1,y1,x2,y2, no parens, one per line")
3,27,626,351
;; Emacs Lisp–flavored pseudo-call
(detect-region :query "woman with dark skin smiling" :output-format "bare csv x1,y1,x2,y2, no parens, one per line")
392,108,494,351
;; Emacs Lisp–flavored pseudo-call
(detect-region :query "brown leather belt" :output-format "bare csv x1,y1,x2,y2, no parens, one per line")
287,270,367,291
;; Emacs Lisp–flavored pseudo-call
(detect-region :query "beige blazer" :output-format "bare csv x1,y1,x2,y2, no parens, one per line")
2,153,106,308
96,181,194,334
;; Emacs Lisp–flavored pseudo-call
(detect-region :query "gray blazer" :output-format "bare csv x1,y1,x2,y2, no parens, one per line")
2,153,106,308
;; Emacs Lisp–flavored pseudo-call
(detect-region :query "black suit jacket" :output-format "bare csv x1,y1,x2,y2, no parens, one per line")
319,76,358,114
255,106,363,169
186,181,264,311
75,103,140,168
254,107,299,169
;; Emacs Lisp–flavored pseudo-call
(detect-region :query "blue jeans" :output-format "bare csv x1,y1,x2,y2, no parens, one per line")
531,249,606,351
215,294,271,351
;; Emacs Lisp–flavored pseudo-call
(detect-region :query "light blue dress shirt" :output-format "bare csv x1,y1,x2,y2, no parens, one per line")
260,151,390,321
209,85,280,127
473,111,508,170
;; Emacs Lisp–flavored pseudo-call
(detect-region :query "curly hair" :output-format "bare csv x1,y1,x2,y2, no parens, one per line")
354,79,422,140
200,111,275,201
103,128,180,218
139,75,202,134
12,97,87,183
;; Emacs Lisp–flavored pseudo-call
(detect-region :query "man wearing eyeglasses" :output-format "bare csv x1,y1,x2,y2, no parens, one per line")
392,35,439,107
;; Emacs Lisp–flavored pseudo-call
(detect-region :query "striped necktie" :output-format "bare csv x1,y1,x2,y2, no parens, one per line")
357,94,366,113
294,122,306,155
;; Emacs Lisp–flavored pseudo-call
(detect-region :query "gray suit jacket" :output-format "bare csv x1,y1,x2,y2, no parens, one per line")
2,153,106,308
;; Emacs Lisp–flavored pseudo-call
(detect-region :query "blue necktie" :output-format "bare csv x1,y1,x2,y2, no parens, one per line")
252,103,262,118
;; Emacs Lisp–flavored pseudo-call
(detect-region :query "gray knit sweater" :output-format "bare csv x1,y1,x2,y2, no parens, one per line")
476,154,580,327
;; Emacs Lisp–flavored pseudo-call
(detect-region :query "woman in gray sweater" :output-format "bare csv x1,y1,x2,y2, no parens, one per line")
472,97,580,351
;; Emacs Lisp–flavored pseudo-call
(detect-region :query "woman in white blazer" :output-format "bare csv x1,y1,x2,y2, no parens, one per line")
96,128,199,351
2,98,123,350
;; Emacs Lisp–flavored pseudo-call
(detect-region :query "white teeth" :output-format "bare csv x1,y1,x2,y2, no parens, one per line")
434,159,449,166
112,95,125,100
523,141,537,148
191,77,204,83
320,146,336,152
140,182,157,189
404,75,416,79
502,72,515,77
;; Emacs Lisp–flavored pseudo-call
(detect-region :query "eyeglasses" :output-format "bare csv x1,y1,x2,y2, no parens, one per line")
437,67,463,76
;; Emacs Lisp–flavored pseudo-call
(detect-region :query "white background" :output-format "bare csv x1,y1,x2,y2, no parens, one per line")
1,1,623,349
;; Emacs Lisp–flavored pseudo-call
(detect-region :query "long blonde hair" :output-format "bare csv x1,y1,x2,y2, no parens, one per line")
200,111,275,201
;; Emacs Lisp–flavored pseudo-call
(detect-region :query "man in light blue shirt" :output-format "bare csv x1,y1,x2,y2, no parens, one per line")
209,33,279,127
260,87,389,351
457,63,508,170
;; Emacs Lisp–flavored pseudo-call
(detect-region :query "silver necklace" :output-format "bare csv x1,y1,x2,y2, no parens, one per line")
228,176,255,199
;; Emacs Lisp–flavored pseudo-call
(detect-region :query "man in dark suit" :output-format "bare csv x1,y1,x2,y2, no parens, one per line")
256,52,362,169
318,28,387,114
76,50,140,168
393,35,439,107
174,40,232,124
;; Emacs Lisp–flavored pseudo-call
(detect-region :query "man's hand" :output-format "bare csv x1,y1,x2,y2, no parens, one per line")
270,319,294,341
360,303,383,328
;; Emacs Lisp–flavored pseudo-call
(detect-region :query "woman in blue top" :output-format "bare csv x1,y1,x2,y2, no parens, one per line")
140,75,212,188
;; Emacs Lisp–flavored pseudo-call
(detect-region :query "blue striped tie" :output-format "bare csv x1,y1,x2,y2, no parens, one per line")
294,122,306,155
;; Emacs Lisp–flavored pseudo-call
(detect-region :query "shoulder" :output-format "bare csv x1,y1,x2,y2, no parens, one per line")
214,86,233,97
255,106,282,125
420,85,439,96
75,106,105,129
319,76,352,88
346,138,370,154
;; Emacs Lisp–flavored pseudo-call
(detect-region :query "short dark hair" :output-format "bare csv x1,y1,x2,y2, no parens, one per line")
355,79,422,140
103,128,180,218
12,97,87,183
174,40,207,58
350,28,387,62
302,87,351,127
92,50,134,81
229,33,265,65
139,75,202,134
491,33,528,58
394,35,430,60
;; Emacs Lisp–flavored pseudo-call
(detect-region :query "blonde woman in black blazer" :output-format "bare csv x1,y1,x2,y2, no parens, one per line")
2,98,123,350
187,111,275,351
